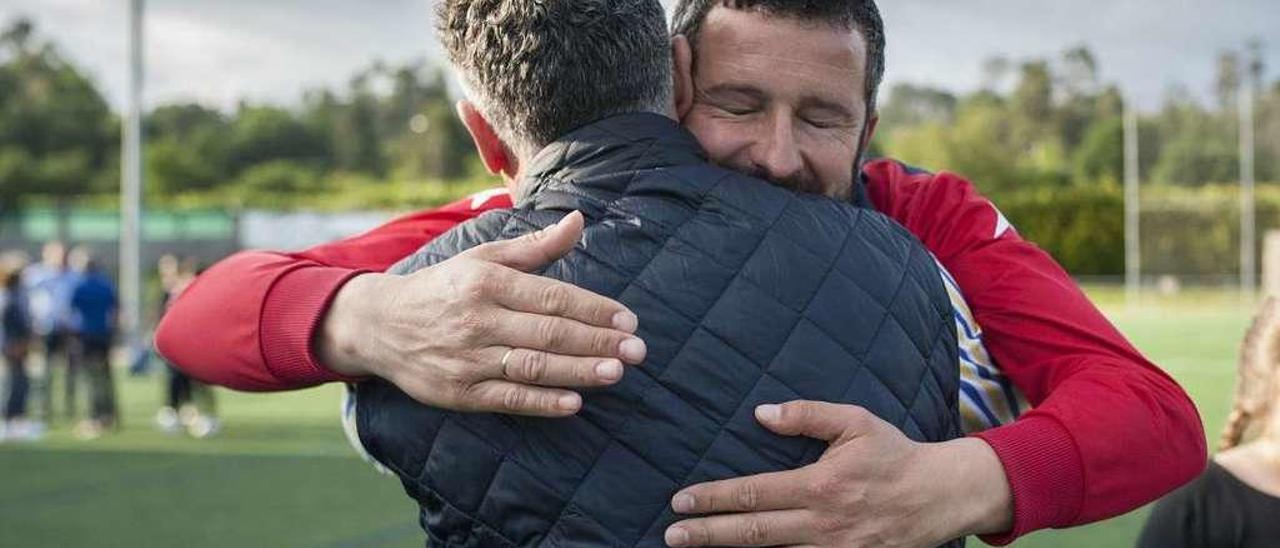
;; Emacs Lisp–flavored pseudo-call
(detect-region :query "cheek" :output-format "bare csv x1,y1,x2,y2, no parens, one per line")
684,111,751,166
801,137,859,194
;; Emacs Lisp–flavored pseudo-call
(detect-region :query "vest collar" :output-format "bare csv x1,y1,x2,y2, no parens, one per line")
515,113,707,205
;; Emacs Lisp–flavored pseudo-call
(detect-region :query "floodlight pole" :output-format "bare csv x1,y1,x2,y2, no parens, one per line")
1123,97,1140,308
120,0,144,343
1239,55,1257,300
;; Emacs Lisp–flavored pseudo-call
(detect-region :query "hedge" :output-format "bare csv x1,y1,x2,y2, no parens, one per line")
996,183,1280,277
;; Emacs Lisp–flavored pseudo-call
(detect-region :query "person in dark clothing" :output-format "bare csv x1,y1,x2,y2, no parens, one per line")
3,267,42,441
68,253,118,437
154,255,218,437
1138,297,1280,548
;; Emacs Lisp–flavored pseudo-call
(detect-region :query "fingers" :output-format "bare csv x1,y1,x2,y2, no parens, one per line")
461,379,582,417
463,211,585,273
671,470,809,516
755,401,874,442
496,347,625,388
665,509,814,547
492,310,647,364
494,268,639,333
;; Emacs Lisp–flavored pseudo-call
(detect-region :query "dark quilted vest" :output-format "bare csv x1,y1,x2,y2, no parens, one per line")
356,114,962,547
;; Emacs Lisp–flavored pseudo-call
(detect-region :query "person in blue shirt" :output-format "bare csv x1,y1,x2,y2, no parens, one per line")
68,252,118,437
23,241,80,422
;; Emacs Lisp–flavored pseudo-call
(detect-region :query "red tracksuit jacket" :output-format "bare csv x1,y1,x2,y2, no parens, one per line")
155,159,1206,544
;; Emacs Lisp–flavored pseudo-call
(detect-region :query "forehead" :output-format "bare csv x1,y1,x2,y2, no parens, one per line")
694,6,868,104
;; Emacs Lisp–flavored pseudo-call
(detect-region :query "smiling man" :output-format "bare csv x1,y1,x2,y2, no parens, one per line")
157,0,1205,546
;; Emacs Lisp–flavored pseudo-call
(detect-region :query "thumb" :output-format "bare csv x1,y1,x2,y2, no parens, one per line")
755,400,873,443
463,210,585,272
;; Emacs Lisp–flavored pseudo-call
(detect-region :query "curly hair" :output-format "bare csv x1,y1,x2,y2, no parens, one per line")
1220,297,1280,450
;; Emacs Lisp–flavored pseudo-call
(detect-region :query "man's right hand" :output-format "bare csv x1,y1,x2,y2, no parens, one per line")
316,211,646,417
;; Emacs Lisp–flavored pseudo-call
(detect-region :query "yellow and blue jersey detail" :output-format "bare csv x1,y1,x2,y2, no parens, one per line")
937,260,1029,433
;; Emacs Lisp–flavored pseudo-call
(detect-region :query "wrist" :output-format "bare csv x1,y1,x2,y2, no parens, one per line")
315,272,386,377
922,437,1014,538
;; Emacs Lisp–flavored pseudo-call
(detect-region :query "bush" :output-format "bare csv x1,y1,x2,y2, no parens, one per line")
998,185,1125,276
997,183,1280,278
234,160,326,196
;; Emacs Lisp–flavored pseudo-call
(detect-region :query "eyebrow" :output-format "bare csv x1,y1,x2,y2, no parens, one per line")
699,83,767,102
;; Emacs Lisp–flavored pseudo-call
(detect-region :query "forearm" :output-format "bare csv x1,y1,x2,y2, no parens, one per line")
155,251,364,391
980,359,1203,526
865,163,1205,541
153,195,504,390
956,250,1206,541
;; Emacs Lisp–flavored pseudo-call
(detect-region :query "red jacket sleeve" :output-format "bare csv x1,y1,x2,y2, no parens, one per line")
863,159,1206,543
154,190,513,391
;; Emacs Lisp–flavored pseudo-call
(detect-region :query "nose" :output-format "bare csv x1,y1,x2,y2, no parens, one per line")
750,112,804,186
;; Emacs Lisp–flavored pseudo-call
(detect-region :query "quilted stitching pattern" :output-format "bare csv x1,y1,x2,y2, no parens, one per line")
357,114,961,547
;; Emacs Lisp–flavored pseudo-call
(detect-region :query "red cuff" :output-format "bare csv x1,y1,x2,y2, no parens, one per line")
970,414,1084,545
260,265,369,386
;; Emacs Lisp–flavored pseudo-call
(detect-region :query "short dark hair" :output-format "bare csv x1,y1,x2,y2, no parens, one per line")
437,0,673,154
671,0,886,111
2,269,20,291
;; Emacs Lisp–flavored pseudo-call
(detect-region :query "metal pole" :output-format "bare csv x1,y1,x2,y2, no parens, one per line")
120,0,144,342
1123,98,1141,308
1240,60,1257,300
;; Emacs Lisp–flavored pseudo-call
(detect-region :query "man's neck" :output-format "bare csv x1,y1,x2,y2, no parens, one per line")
506,111,687,201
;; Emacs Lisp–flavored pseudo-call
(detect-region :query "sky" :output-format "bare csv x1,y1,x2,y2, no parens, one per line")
2,0,1276,112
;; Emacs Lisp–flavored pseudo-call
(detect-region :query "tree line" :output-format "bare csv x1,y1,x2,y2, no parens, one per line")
3,18,1280,277
0,19,478,211
874,43,1279,203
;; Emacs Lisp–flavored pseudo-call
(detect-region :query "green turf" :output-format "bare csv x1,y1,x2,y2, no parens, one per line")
0,383,421,547
0,286,1258,547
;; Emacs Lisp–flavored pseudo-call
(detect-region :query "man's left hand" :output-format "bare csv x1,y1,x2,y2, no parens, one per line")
664,401,1013,547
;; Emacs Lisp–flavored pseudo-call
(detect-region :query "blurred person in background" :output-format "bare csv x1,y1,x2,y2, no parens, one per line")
2,265,43,441
1138,298,1280,548
181,258,220,439
23,241,79,422
154,254,188,433
154,255,218,438
68,248,118,439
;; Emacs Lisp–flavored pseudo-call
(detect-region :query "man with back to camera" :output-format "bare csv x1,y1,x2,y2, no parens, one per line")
156,0,1207,545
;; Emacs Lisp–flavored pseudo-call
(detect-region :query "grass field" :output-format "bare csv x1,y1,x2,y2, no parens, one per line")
0,286,1258,547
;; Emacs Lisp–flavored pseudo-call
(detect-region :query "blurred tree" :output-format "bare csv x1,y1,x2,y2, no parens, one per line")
878,84,958,129
1056,46,1103,151
380,66,473,180
980,56,1010,92
1245,39,1265,92
1010,61,1056,150
145,104,229,195
227,104,327,175
234,160,326,195
331,72,386,176
1151,119,1237,185
1258,81,1280,181
1215,51,1241,110
1060,45,1100,98
0,18,115,205
1072,117,1122,184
